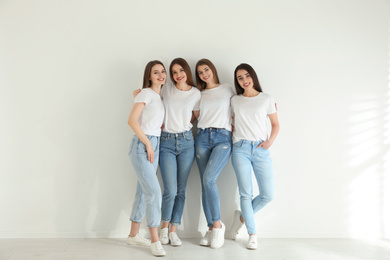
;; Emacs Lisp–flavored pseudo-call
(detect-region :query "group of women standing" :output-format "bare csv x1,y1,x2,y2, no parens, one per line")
126,58,280,256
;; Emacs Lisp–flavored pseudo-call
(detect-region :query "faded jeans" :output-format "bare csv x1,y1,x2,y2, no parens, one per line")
129,135,162,228
195,128,232,227
159,130,194,226
231,140,274,234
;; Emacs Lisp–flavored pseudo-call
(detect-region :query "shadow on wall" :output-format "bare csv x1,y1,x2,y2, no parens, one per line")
346,96,386,238
347,22,390,238
54,60,140,237
385,28,390,239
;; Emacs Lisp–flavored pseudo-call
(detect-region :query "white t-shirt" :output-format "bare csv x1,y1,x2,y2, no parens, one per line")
134,88,165,136
231,92,277,143
197,83,235,131
160,83,201,133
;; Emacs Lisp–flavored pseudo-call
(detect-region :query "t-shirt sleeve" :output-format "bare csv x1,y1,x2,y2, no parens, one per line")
267,95,277,114
230,96,236,117
227,84,236,97
160,83,167,99
193,90,201,111
134,89,151,105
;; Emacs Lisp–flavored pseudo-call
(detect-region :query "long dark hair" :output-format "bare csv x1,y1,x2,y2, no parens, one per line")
169,58,194,86
234,63,262,94
195,59,220,90
142,60,165,89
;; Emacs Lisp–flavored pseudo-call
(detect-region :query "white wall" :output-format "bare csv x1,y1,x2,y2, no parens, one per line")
0,0,389,238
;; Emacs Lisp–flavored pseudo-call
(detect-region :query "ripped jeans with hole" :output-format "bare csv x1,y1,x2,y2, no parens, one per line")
195,128,232,227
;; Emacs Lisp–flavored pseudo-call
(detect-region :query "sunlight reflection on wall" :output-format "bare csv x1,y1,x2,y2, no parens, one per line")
383,94,390,239
384,31,390,239
348,98,382,238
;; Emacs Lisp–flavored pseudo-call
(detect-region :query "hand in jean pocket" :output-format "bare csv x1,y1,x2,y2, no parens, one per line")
257,140,272,150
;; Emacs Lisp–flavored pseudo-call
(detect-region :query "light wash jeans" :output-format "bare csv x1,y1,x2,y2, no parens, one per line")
129,135,162,228
159,130,194,226
195,128,232,227
231,140,274,235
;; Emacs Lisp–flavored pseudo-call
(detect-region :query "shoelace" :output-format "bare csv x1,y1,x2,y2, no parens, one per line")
171,233,181,242
156,242,163,249
161,230,168,238
211,229,221,242
139,236,149,243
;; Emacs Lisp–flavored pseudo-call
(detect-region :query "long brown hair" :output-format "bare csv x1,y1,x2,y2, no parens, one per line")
142,60,165,88
169,58,194,86
234,63,263,94
195,59,220,90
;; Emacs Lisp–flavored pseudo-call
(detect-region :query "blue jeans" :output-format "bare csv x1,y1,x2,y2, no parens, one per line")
129,135,162,228
231,140,274,234
159,130,194,226
195,128,232,227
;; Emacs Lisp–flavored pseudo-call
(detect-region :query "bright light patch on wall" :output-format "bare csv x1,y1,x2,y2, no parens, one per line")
347,97,382,238
348,164,381,238
384,36,390,238
382,149,390,239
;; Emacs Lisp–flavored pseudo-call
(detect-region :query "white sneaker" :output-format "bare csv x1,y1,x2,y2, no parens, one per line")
230,210,243,240
126,233,151,246
168,232,182,246
150,241,166,256
247,234,258,250
199,230,212,246
210,222,225,249
160,228,169,245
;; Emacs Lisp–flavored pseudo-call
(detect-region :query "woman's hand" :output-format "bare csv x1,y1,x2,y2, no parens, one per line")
146,143,155,163
133,89,141,98
257,113,279,150
257,140,272,149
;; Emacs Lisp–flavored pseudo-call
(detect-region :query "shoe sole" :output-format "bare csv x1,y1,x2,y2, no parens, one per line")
152,252,166,256
210,239,224,249
126,241,150,246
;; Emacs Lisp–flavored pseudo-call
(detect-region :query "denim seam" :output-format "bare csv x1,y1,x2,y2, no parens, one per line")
206,142,231,223
130,140,146,223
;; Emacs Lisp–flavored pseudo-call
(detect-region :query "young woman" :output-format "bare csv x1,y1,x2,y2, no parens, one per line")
229,63,279,250
194,59,235,249
126,60,167,257
158,58,201,246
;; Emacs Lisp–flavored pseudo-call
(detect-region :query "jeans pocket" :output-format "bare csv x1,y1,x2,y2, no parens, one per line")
129,137,137,155
233,139,244,148
184,132,194,141
260,146,270,154
136,139,148,154
160,134,169,142
218,129,230,136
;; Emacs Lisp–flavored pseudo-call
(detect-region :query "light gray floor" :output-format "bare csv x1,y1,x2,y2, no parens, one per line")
0,238,389,260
